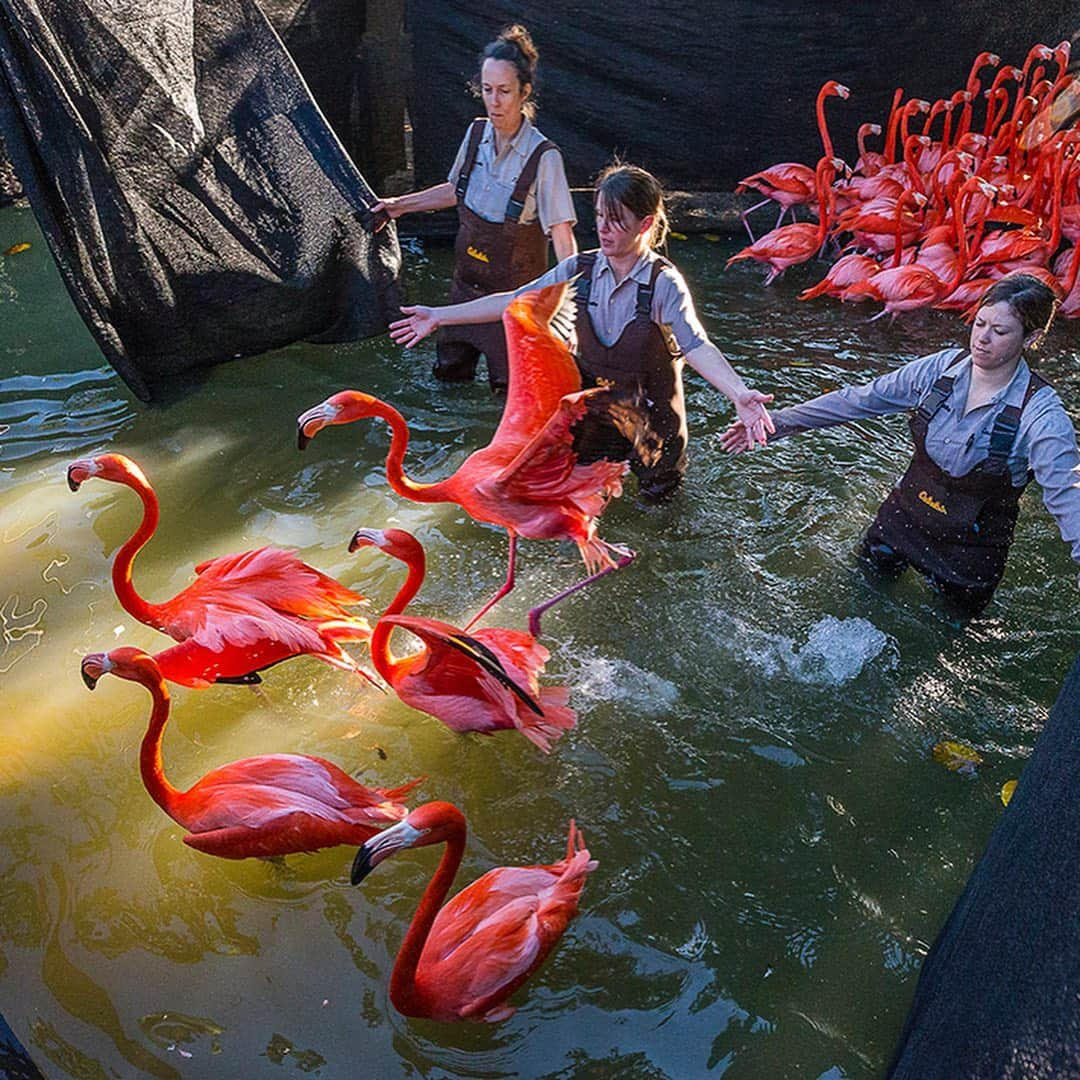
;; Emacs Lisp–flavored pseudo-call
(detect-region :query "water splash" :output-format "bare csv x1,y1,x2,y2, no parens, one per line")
741,616,893,687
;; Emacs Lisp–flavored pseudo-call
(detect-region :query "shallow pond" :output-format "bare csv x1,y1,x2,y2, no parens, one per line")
2,205,1078,1079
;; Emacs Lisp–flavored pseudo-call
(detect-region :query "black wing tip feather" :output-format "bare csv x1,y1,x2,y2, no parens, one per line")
579,387,666,468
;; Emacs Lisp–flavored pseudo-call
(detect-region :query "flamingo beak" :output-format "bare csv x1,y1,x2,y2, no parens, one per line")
296,402,339,450
351,820,426,885
67,460,91,491
81,654,109,690
348,529,386,553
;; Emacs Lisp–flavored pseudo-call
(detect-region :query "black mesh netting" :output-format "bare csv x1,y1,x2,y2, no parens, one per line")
888,650,1080,1078
0,0,401,402
408,1,1079,191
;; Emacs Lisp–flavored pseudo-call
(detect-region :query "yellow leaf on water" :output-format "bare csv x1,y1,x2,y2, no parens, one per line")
703,233,721,242
932,740,983,775
1001,779,1017,806
669,231,688,240
4,242,30,256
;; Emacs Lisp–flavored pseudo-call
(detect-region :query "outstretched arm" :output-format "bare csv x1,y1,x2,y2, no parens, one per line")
389,292,517,348
684,342,775,447
372,182,456,228
721,347,965,454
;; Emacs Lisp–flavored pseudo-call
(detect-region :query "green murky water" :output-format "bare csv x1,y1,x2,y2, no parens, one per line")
2,204,1078,1079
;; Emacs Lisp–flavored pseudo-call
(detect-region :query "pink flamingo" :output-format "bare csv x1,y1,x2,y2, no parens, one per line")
80,648,419,859
351,802,596,1023
735,80,850,238
727,157,841,283
349,528,575,752
67,453,375,688
297,283,640,632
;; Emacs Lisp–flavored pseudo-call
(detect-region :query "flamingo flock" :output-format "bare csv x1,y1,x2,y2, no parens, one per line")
728,42,1080,319
70,282,626,1023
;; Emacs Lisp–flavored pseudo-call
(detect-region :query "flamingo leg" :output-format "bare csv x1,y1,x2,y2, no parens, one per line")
464,533,517,631
740,197,775,241
527,549,636,638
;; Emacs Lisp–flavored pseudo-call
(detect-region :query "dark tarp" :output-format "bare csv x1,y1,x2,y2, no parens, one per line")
0,1012,40,1079
0,0,401,403
888,651,1080,1079
408,1,1079,191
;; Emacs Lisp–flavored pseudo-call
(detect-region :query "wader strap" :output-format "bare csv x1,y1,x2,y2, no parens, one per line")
575,250,597,314
635,257,668,320
505,139,556,222
984,370,1051,470
914,349,967,423
454,119,487,200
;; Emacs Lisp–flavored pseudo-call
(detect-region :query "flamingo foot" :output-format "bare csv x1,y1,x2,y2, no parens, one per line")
527,549,636,638
464,534,517,631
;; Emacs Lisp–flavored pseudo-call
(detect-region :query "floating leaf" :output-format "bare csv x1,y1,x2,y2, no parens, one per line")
1000,779,1017,806
703,233,721,242
932,740,983,776
3,242,30,256
669,231,688,241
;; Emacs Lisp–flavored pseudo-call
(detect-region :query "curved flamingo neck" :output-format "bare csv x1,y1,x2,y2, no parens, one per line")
370,548,426,681
390,827,467,1015
816,87,836,161
138,675,183,818
369,400,443,504
884,88,904,164
111,472,161,627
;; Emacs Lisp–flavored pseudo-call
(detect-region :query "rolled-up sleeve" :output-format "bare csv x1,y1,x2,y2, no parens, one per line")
655,268,709,354
1023,396,1080,567
770,349,961,438
535,149,576,232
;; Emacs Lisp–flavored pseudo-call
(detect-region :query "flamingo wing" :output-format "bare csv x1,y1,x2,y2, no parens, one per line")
490,388,640,501
191,547,366,617
380,616,544,715
420,845,596,1019
492,283,583,446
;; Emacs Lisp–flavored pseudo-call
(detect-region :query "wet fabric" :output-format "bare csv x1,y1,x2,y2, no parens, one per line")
888,648,1080,1077
573,251,687,497
0,0,401,402
437,119,555,388
869,360,1047,591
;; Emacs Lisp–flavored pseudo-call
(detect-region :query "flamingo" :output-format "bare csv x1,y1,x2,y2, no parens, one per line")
66,453,376,689
727,157,841,283
798,252,881,302
850,177,990,315
80,648,420,858
298,283,646,632
351,801,596,1023
349,528,575,752
735,80,850,238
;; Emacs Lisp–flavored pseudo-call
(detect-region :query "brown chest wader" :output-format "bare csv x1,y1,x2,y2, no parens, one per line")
436,119,556,390
572,251,688,501
862,350,1048,613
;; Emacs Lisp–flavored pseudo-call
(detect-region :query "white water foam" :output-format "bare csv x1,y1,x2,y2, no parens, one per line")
749,615,892,687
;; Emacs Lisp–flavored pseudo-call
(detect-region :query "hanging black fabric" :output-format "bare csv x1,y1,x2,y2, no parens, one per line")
0,0,401,402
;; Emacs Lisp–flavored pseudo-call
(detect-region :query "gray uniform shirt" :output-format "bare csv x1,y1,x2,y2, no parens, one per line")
517,250,710,354
446,118,576,233
770,347,1080,565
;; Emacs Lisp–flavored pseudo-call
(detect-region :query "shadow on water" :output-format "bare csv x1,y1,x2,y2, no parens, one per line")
2,203,1079,1077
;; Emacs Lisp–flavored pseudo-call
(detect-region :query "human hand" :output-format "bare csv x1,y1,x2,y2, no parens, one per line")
720,419,755,454
389,306,440,348
371,197,405,231
734,390,775,448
